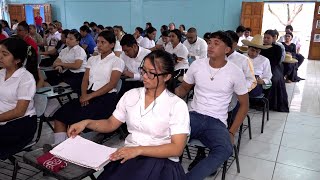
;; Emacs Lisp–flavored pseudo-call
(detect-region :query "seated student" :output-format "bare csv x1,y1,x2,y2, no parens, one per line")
80,25,96,55
29,24,44,46
53,31,124,144
0,25,7,41
0,38,38,159
159,30,170,49
260,30,289,112
165,29,189,80
178,24,187,42
175,31,249,180
16,21,38,55
236,25,246,46
113,25,125,41
203,32,211,44
1,20,12,37
274,29,286,63
45,23,61,47
281,32,301,83
94,25,104,43
52,30,87,93
243,27,253,41
119,34,151,98
40,29,69,67
225,30,256,92
242,35,272,97
133,27,144,45
183,27,208,60
139,27,157,50
68,50,189,180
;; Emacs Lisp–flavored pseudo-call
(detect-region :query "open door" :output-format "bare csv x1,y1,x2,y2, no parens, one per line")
43,4,52,24
241,2,264,36
308,2,320,60
8,5,25,23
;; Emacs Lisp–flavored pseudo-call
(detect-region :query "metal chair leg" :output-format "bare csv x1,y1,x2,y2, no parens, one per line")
265,98,270,121
233,145,240,173
261,101,266,133
221,161,228,180
247,115,252,139
9,157,19,180
186,146,191,159
237,124,243,151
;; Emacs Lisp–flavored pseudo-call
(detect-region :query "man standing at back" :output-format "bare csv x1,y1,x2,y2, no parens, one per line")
34,12,43,33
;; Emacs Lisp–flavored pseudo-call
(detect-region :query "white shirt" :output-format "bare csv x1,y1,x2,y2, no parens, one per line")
2,30,8,38
114,40,122,52
58,45,87,73
120,46,151,81
47,31,61,46
156,38,164,45
0,68,36,120
227,51,256,90
139,37,155,49
113,87,190,162
12,24,18,31
245,54,272,85
86,52,125,92
165,42,189,70
237,35,253,46
183,37,208,59
136,36,143,45
184,59,247,126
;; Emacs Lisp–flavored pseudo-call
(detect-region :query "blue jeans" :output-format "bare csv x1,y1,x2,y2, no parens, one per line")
186,111,233,180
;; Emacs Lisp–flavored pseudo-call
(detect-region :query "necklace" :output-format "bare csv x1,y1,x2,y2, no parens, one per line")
208,66,221,81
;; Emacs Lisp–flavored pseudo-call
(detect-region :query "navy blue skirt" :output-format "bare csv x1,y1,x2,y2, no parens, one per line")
97,156,186,180
53,92,117,125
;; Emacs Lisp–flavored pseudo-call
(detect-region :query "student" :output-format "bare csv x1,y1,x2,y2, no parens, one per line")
113,25,125,41
53,31,124,144
175,31,249,180
236,25,246,46
0,38,38,159
45,23,61,46
29,24,44,46
79,25,97,55
225,30,256,92
244,27,253,41
142,22,152,37
165,29,189,80
0,25,7,41
260,30,289,112
183,27,208,60
274,29,286,62
11,19,19,33
94,25,104,43
52,30,87,93
34,12,43,33
159,30,170,49
179,24,187,42
169,22,175,30
119,34,151,98
139,27,157,50
1,20,12,37
203,32,211,44
242,35,272,97
156,25,169,47
133,27,144,45
40,23,48,38
16,21,38,55
68,50,189,180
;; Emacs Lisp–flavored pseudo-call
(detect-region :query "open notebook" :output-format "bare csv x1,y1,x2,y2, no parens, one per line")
50,136,117,171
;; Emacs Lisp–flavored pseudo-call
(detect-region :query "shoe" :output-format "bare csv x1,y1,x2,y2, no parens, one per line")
188,148,206,171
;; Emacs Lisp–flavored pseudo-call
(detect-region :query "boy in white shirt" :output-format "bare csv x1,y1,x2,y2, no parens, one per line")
175,31,249,180
183,27,208,61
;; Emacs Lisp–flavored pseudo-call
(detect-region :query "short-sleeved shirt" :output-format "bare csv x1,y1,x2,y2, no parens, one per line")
86,52,125,92
80,34,96,54
0,68,36,122
31,33,44,45
113,87,190,162
165,42,189,70
24,35,38,55
183,37,208,59
58,45,87,73
184,58,248,126
55,40,67,54
47,31,61,46
114,40,122,52
120,46,151,81
139,37,155,49
136,36,143,45
34,16,43,25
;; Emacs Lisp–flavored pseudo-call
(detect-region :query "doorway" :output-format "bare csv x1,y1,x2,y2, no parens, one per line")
261,2,315,58
25,4,45,25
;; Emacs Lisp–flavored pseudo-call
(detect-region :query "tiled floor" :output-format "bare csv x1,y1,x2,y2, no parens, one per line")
1,60,320,180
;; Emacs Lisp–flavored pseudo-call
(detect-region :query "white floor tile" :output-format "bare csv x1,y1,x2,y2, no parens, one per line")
242,127,283,145
272,163,320,180
239,139,279,161
281,133,320,154
284,122,320,138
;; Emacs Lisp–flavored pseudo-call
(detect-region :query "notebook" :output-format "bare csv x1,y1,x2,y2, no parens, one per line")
50,136,117,171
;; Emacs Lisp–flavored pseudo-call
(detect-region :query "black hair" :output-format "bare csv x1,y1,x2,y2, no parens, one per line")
80,25,91,33
210,31,233,48
146,22,152,27
42,23,48,28
83,21,89,25
29,24,36,29
113,25,123,32
179,24,186,31
225,30,239,44
264,29,277,37
0,24,2,32
1,20,9,28
49,23,57,28
68,30,82,42
135,27,143,34
89,22,97,28
120,34,137,47
146,27,157,38
285,32,294,38
170,29,182,42
161,30,170,37
187,27,197,33
61,29,70,37
203,32,211,40
97,25,104,30
236,25,246,33
98,30,116,45
105,26,114,33
18,21,29,32
274,29,279,37
245,27,252,32
161,25,168,31
0,38,39,82
142,50,176,94
285,25,293,31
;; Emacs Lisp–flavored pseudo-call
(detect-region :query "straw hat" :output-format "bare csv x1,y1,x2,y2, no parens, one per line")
242,35,272,49
283,54,298,64
238,46,249,53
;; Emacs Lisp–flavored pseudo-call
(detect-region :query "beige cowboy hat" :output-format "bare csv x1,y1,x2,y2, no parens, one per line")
283,54,298,64
238,45,249,53
242,35,272,49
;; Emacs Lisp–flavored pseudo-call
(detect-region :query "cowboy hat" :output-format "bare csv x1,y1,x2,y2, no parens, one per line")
242,35,272,49
283,54,298,64
238,45,248,53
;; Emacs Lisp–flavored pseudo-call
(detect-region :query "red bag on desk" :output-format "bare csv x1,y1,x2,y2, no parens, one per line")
37,152,67,172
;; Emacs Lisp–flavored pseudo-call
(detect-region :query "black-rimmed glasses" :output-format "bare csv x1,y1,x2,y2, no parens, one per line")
138,67,169,80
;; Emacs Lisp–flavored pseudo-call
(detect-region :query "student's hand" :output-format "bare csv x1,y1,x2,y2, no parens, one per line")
67,120,89,138
109,147,142,163
229,133,235,145
80,94,92,106
155,44,163,50
122,70,134,78
256,77,265,85
54,66,63,73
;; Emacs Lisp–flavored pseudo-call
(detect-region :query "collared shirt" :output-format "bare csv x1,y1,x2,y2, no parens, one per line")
80,34,96,54
113,87,190,162
114,40,122,52
86,52,125,92
227,51,256,91
184,59,247,126
165,42,189,70
58,45,87,73
120,46,151,81
136,36,143,45
238,35,253,46
183,37,208,59
245,54,272,85
0,68,36,119
139,37,155,49
47,31,61,46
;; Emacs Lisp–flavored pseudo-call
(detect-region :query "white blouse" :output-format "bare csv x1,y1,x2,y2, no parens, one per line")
139,37,155,49
86,52,125,92
113,87,190,162
165,42,189,71
58,45,87,73
0,68,36,123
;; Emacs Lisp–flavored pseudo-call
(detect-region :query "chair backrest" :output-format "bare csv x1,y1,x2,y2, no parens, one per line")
34,94,48,117
116,79,122,94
